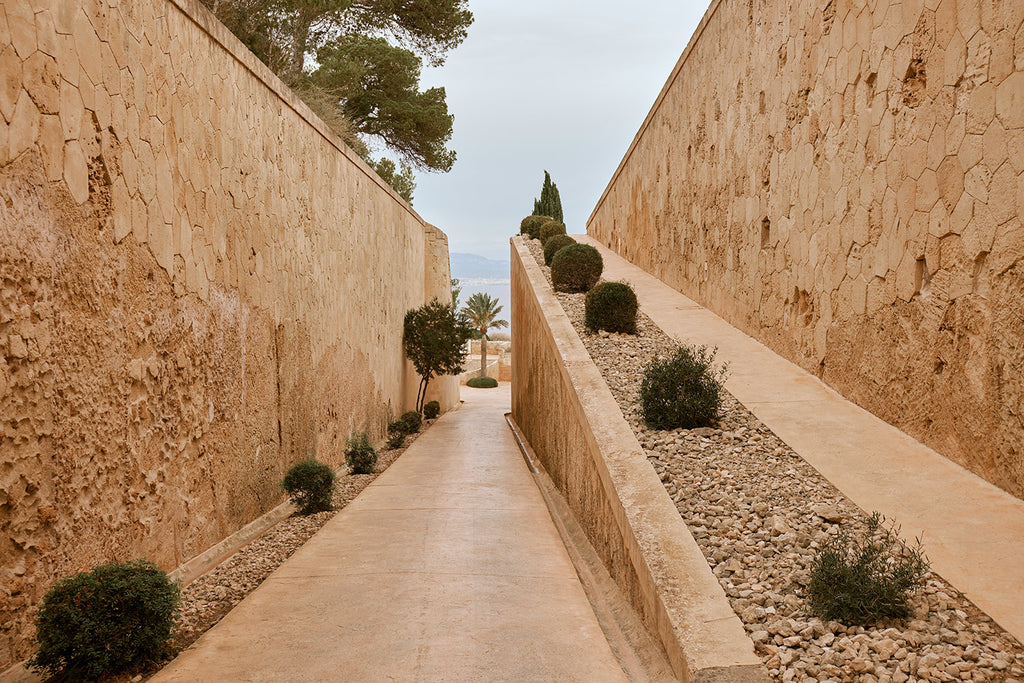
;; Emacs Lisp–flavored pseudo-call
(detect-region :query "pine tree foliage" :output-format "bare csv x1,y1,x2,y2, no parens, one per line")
532,170,563,222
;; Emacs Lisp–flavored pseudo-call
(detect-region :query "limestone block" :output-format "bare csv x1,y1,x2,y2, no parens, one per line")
111,176,131,243
951,193,974,234
6,1,36,59
34,8,57,58
964,162,992,202
62,139,88,204
72,9,102,88
131,194,147,244
959,133,984,169
988,162,1018,224
9,90,40,159
1009,130,1024,174
37,114,62,182
995,71,1024,129
966,82,996,134
991,30,1014,84
1017,22,1024,71
897,176,918,224
962,202,998,259
917,169,941,211
22,51,59,116
929,203,952,238
0,46,22,123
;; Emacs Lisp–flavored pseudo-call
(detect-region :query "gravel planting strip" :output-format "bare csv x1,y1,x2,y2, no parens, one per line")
151,427,429,677
526,239,1024,683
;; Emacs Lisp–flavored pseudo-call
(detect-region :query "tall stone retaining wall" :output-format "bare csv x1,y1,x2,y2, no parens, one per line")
588,0,1024,499
510,237,767,682
0,0,455,668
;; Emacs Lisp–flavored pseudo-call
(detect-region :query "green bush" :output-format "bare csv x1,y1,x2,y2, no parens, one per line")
550,243,603,293
29,559,180,680
386,431,405,450
400,410,422,433
282,459,336,514
346,431,378,474
808,512,929,625
467,376,498,388
388,419,407,437
520,215,548,240
585,281,638,334
539,220,567,245
640,345,728,430
423,400,440,420
543,234,576,266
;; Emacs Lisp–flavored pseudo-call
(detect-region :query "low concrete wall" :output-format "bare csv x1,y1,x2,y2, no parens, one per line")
510,236,767,683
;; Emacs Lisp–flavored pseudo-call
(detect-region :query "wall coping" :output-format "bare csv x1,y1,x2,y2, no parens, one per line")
510,237,767,682
586,0,725,227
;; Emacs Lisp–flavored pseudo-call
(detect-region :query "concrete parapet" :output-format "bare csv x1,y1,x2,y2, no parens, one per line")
509,236,767,682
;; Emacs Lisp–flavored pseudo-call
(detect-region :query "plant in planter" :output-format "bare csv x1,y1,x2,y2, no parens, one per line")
520,215,549,240
640,344,728,429
585,281,638,334
423,400,441,420
467,376,498,388
345,432,378,475
550,243,603,293
539,220,567,245
543,234,576,266
283,459,336,513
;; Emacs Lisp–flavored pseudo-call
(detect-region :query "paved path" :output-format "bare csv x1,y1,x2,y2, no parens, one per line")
154,385,627,682
576,235,1024,644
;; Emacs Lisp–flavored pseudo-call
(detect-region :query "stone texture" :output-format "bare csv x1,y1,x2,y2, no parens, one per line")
588,0,1024,502
0,0,456,670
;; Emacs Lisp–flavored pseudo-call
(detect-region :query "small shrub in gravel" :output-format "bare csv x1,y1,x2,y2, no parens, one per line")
423,400,440,420
539,220,567,245
388,419,407,437
283,459,336,514
640,344,728,429
467,376,498,388
551,243,603,293
29,559,180,680
543,234,576,266
400,410,422,433
808,512,929,625
520,215,548,240
345,432,378,475
386,432,405,450
585,281,638,334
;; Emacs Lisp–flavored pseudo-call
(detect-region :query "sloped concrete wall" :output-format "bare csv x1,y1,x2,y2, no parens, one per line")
0,0,455,668
589,0,1024,500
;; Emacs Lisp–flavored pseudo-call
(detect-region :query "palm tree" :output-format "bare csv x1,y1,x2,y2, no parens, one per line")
461,293,509,379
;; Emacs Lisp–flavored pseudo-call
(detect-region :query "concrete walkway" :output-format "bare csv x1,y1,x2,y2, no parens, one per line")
153,385,627,682
576,235,1024,644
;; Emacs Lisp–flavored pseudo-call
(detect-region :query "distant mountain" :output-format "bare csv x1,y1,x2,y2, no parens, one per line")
449,253,510,281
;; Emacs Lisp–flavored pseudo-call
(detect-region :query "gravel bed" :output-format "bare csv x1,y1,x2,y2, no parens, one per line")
525,239,1024,683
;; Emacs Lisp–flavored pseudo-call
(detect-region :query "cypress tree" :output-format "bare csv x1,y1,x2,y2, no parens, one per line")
532,170,563,222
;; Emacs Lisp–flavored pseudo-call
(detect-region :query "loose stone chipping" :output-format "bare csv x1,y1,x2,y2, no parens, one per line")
526,239,1024,683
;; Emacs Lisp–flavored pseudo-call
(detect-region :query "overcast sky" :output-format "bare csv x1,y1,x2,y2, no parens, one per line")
406,0,713,262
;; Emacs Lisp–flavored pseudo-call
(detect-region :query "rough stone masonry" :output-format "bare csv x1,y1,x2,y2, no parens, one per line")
589,0,1024,502
0,0,456,669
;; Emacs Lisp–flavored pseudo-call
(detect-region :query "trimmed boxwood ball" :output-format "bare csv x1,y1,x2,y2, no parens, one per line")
585,281,638,334
539,220,567,245
544,234,576,266
283,459,336,513
400,410,422,433
520,215,548,240
550,243,603,293
29,559,180,680
640,344,728,430
423,400,440,420
467,376,498,388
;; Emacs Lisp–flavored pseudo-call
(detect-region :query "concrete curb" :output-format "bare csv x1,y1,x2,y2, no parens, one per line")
510,236,769,683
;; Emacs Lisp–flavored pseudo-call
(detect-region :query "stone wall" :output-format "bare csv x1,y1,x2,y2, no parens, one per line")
588,0,1024,499
0,0,456,669
510,237,766,683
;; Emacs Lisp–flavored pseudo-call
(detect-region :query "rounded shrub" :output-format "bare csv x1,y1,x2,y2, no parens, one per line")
539,220,567,245
282,459,336,514
519,215,548,240
345,432,378,475
585,281,638,334
400,410,422,433
640,344,728,430
29,559,180,680
423,400,441,420
386,431,405,450
543,234,576,266
467,376,498,388
550,243,603,293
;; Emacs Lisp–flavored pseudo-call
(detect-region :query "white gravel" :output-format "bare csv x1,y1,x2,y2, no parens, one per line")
526,238,1024,683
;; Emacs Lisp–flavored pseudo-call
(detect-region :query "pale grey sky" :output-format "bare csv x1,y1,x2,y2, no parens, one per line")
407,1,713,262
